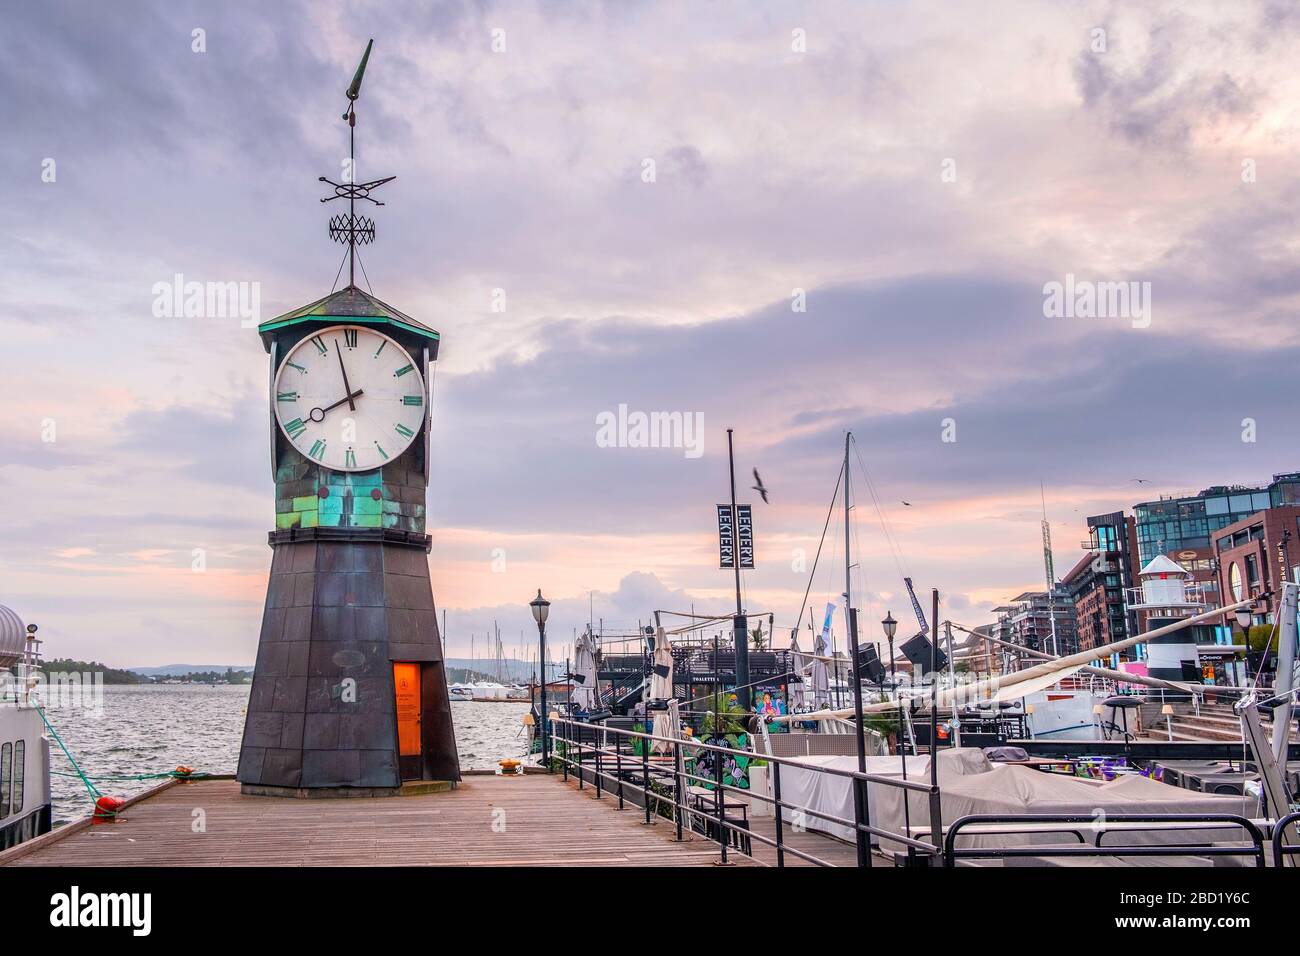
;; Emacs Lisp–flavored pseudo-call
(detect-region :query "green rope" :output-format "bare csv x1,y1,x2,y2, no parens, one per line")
50,770,213,782
37,704,212,820
33,703,102,800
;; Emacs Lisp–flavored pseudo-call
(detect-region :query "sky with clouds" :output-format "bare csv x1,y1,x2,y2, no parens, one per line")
3,0,1300,668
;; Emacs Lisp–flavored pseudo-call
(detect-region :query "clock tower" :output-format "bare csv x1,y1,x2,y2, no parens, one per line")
237,41,460,794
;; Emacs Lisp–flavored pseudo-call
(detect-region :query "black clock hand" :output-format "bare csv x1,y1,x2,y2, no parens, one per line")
307,389,364,422
335,339,356,411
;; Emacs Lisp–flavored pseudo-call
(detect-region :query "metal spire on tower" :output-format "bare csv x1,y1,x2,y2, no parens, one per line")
318,39,395,289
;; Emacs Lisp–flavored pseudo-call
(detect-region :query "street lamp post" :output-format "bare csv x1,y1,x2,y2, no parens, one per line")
882,611,898,691
530,589,551,769
882,611,899,748
1234,603,1254,687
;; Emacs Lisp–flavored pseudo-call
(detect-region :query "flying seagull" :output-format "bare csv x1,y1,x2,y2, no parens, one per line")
751,468,769,503
901,501,912,506
1131,478,1150,484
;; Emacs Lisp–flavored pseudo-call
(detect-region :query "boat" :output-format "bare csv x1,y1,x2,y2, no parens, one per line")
468,682,514,702
0,605,52,851
448,683,474,702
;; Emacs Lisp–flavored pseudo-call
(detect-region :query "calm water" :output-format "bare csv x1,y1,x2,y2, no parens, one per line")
42,685,531,823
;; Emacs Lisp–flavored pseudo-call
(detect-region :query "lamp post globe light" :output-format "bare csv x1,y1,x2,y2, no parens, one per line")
881,611,898,689
1233,602,1254,687
530,589,551,768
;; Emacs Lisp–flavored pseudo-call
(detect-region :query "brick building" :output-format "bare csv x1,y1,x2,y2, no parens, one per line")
1213,505,1300,626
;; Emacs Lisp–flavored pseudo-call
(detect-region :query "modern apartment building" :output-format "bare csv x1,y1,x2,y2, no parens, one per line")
994,589,1078,660
1132,474,1300,610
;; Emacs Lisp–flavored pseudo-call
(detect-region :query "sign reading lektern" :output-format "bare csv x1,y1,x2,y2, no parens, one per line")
717,505,735,568
717,504,755,569
736,504,754,569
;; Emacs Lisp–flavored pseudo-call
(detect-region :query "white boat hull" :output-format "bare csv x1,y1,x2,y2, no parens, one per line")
0,697,52,851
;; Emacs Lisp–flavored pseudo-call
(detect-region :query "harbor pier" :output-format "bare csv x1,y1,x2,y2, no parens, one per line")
0,773,765,868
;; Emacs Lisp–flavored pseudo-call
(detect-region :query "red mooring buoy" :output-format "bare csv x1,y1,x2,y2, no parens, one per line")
92,795,125,821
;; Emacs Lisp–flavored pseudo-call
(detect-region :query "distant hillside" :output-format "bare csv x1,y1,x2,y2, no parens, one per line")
443,658,561,682
129,663,255,677
446,667,503,684
41,659,149,685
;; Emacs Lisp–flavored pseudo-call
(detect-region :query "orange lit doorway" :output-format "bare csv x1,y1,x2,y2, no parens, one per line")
393,662,422,780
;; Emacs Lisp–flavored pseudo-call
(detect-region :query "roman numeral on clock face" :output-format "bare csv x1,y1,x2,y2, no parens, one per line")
345,449,357,469
343,329,358,349
394,363,414,377
309,335,328,355
284,418,307,439
402,395,423,406
394,423,415,438
308,439,327,460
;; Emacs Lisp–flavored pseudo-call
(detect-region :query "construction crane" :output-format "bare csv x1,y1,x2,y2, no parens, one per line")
1041,483,1059,657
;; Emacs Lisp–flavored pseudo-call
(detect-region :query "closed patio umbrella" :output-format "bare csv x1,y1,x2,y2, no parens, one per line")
811,633,831,709
571,629,598,711
650,628,677,753
788,632,809,710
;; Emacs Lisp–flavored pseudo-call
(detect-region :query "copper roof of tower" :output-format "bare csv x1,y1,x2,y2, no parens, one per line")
257,285,439,353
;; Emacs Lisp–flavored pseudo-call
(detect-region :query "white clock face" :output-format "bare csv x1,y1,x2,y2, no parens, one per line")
273,324,426,472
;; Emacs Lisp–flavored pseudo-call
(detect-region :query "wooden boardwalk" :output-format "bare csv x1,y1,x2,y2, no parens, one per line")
1,773,760,867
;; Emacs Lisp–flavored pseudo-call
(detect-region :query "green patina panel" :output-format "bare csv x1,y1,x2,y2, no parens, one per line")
273,445,425,535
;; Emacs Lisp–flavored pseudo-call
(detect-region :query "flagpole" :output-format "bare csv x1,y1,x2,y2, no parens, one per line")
727,429,750,711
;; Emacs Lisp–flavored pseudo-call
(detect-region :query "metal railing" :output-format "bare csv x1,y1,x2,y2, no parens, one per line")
598,669,647,709
1270,810,1300,867
551,717,943,867
943,813,1268,867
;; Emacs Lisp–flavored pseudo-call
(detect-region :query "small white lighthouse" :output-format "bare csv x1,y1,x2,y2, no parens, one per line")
1127,555,1204,683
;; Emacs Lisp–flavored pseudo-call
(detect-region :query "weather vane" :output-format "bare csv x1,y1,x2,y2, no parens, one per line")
318,38,395,289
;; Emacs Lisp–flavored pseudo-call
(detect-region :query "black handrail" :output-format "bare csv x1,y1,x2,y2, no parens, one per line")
599,668,647,709
551,716,943,867
1271,810,1300,867
944,813,1268,868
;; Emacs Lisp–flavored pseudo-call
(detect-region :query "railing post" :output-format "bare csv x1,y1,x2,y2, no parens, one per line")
616,736,625,810
714,741,728,865
641,735,652,825
595,733,603,799
576,726,584,790
853,776,873,868
772,760,785,869
673,740,685,842
560,720,568,782
929,786,944,866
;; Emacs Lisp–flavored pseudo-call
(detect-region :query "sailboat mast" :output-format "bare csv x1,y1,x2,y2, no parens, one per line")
844,432,852,629
844,431,869,868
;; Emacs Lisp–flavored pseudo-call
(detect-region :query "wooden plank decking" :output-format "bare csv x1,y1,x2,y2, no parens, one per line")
1,773,759,867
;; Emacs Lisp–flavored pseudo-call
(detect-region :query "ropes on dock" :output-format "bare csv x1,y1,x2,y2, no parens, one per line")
35,702,209,819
